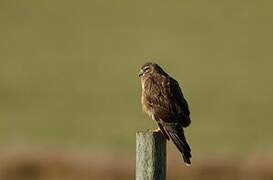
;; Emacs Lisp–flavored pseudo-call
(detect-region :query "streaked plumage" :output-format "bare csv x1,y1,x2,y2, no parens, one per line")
139,62,192,166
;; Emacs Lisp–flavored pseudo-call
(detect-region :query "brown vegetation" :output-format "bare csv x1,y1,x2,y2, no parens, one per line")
0,147,272,180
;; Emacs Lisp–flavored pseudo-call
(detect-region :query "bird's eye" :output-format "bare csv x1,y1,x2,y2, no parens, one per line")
143,67,149,72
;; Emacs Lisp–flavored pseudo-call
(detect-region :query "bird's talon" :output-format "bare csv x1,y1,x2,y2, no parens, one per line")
149,128,160,133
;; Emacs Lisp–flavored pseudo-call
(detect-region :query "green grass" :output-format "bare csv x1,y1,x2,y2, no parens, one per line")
0,0,273,155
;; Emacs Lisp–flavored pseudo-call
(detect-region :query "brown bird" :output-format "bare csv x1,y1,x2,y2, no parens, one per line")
139,62,192,166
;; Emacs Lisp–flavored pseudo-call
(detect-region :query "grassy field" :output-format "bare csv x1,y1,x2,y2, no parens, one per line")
0,0,273,158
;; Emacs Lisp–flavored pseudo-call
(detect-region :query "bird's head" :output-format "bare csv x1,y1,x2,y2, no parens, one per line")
139,62,166,78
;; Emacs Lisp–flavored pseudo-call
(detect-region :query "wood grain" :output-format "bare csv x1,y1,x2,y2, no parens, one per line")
136,131,166,180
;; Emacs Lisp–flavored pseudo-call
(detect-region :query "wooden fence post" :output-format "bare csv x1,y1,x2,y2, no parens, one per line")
136,131,166,180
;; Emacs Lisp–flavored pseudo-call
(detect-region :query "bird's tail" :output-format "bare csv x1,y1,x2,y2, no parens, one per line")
165,124,192,166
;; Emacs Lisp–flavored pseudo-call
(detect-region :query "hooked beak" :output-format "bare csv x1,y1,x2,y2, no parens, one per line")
138,69,144,77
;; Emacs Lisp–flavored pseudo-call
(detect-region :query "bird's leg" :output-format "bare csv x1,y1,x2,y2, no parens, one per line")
148,128,161,132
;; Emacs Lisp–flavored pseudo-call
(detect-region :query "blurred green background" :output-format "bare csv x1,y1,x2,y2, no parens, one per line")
1,0,273,157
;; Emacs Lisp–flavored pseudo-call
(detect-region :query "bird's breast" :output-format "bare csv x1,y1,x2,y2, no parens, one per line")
141,78,153,119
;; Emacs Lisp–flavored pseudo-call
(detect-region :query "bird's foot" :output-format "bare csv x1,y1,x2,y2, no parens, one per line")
148,128,161,133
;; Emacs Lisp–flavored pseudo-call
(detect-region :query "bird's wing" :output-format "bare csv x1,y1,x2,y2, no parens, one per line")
145,75,192,165
151,102,192,165
143,75,176,138
170,78,191,127
144,75,184,122
144,75,173,114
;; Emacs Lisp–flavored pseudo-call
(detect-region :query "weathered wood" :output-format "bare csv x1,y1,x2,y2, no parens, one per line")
136,131,166,180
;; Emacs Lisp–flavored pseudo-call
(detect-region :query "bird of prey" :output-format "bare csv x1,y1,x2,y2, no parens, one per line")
139,62,192,166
